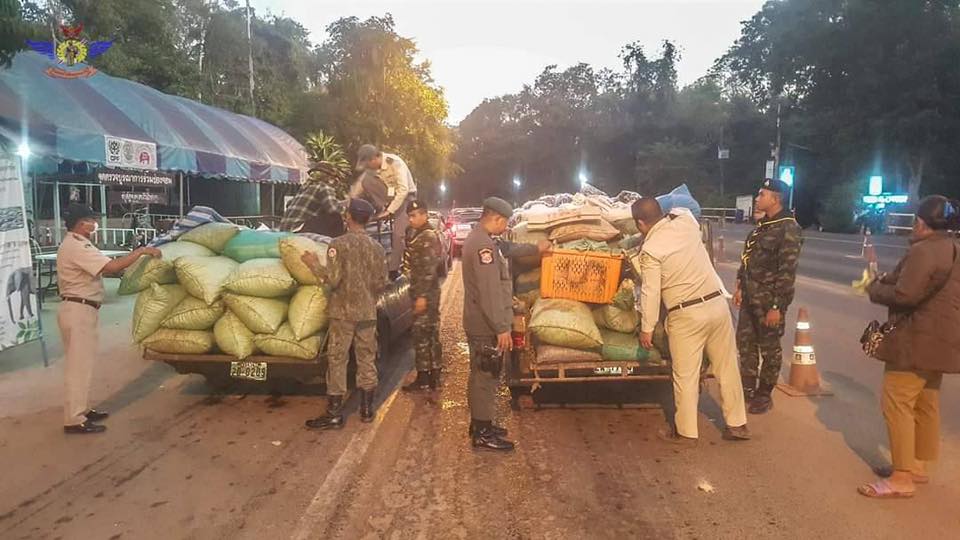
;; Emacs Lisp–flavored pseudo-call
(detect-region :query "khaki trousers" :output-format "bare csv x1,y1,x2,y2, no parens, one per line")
325,319,379,396
881,368,942,471
58,301,99,426
666,298,747,439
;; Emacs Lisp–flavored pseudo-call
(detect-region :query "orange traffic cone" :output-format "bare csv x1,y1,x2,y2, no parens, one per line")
777,307,833,397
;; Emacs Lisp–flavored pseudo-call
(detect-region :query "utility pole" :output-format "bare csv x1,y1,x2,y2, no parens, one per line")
245,0,256,115
773,102,782,179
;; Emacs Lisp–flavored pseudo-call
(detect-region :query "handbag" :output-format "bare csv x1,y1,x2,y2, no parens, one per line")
860,243,958,358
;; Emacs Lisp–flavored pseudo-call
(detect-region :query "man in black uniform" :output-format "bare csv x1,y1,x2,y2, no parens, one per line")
461,197,545,451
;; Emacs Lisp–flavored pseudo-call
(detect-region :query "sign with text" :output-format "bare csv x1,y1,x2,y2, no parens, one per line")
104,136,157,171
97,168,173,187
0,152,40,350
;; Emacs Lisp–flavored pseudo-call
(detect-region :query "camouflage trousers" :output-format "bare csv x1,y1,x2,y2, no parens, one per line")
736,305,785,387
412,311,442,371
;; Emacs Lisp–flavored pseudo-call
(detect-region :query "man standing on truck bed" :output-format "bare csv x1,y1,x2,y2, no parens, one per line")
735,179,803,414
401,199,443,392
278,163,346,237
633,197,750,444
352,144,417,275
301,198,388,430
462,197,542,451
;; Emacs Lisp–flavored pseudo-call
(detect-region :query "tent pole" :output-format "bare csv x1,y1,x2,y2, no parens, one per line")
99,185,107,236
270,183,275,218
53,181,61,245
178,172,185,217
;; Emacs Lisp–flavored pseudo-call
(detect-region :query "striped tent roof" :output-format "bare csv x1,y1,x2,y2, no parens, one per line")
0,51,307,183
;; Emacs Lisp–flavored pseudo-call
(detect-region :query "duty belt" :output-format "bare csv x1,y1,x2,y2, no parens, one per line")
668,290,722,312
61,296,102,310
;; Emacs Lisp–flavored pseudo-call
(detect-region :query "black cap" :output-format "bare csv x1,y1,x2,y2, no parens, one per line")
407,200,428,214
63,203,100,229
761,179,790,194
482,197,513,219
347,198,376,223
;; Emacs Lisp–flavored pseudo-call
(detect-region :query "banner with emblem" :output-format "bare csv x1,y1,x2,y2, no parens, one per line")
104,136,157,171
0,151,41,350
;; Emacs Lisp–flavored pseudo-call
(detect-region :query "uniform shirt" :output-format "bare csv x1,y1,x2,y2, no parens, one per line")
402,224,441,304
57,232,110,302
319,230,388,322
638,208,725,333
279,182,343,233
736,208,803,313
350,153,417,215
462,227,514,337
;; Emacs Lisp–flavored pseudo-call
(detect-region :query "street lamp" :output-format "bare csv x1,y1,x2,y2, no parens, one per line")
16,141,31,158
512,176,521,188
578,171,589,187
439,181,447,194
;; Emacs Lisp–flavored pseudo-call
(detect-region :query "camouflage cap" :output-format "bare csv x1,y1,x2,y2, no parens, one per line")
482,197,513,219
761,179,790,194
407,199,428,214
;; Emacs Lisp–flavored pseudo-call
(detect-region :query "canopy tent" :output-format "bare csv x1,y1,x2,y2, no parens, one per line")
0,51,308,183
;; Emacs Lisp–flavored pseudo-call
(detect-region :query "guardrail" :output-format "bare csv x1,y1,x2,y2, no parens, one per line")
886,213,914,234
700,207,738,226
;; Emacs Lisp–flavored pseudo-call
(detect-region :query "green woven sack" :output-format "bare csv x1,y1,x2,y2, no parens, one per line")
289,286,329,340
223,293,288,334
178,222,241,253
161,296,224,330
529,298,603,351
223,258,297,298
600,329,650,362
174,256,238,305
222,230,293,262
117,241,213,295
254,323,321,360
280,236,328,285
214,311,258,360
132,284,188,342
142,329,215,354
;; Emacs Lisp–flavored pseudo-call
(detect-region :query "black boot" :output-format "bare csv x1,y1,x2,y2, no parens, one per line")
429,368,442,390
306,396,345,430
360,390,376,423
742,376,758,402
468,419,509,439
472,425,515,451
748,383,774,415
402,371,431,393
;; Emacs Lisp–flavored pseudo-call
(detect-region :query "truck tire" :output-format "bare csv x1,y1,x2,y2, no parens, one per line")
509,385,532,411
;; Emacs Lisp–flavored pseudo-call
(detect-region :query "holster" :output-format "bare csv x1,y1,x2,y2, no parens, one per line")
478,344,503,377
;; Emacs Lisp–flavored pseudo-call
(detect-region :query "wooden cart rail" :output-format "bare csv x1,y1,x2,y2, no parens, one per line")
143,350,320,365
520,360,672,385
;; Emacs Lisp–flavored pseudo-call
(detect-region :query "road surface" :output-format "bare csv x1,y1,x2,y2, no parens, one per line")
1,262,958,539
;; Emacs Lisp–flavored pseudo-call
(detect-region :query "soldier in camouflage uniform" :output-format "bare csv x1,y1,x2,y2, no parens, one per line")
401,200,443,392
735,179,803,414
302,199,388,429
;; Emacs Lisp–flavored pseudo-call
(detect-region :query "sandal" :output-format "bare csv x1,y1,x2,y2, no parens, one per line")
858,479,915,499
873,466,930,484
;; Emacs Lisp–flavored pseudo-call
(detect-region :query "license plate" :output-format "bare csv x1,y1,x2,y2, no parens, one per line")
230,361,268,381
594,366,635,376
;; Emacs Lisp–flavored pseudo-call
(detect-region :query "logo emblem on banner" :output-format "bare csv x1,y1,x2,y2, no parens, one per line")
105,136,157,171
26,24,113,79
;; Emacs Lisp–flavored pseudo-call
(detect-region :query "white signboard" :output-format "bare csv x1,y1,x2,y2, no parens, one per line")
764,160,775,180
104,136,157,171
0,153,40,350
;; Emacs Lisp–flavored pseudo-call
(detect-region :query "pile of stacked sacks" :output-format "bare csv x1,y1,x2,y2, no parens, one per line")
119,222,333,361
507,185,701,366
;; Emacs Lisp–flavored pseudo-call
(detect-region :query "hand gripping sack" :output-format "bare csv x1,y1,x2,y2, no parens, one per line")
214,311,258,360
174,256,238,305
222,293,288,334
222,230,293,262
223,258,297,298
142,329,215,354
279,236,328,285
600,329,650,362
289,286,329,340
161,297,225,330
253,323,321,361
118,241,214,295
132,284,188,342
178,222,241,253
529,298,603,351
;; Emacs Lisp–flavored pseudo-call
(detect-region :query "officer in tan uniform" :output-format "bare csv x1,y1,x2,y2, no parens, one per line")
58,204,160,434
352,144,418,275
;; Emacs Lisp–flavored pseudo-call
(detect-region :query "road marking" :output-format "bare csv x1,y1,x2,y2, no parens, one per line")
802,235,904,249
843,254,863,260
290,388,401,540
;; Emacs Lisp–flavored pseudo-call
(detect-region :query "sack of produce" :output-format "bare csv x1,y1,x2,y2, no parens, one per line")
611,218,639,237
214,311,257,359
177,222,241,253
594,304,638,334
254,323,321,360
516,289,541,312
222,293,287,334
223,258,297,298
222,230,293,262
600,329,650,362
161,297,224,331
549,218,620,244
132,284,188,342
117,241,214,295
529,298,602,351
142,329,215,354
535,345,603,364
515,268,541,295
288,286,329,340
611,279,636,311
279,236,328,285
175,256,238,305
508,223,549,269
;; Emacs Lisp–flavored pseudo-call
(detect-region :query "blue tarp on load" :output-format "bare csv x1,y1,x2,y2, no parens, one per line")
0,52,307,183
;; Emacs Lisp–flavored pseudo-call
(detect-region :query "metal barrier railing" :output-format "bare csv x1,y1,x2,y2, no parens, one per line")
887,213,914,233
700,207,738,225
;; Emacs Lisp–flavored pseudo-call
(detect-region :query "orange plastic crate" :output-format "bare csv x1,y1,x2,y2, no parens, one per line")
540,249,623,304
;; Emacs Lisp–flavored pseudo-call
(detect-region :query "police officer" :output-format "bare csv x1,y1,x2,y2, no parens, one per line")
401,200,443,392
352,144,418,275
734,179,803,414
462,197,544,451
302,199,388,429
58,203,161,434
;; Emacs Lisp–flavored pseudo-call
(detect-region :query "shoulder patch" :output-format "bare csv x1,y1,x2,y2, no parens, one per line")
327,247,337,259
478,247,494,265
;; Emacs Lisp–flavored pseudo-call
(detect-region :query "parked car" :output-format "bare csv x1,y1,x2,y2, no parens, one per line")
428,211,454,276
448,207,483,257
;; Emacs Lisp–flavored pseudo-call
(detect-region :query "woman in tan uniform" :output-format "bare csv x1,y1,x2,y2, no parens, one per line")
58,204,160,434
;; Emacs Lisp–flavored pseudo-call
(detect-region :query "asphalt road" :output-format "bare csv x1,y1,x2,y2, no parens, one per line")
719,224,910,286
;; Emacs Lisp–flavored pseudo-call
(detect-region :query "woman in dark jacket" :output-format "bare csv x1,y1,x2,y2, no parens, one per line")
860,195,960,498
